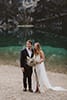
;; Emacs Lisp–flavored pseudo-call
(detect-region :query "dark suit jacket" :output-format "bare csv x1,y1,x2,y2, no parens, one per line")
20,48,34,75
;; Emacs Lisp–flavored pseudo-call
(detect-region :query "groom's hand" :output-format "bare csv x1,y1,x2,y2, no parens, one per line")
21,67,24,72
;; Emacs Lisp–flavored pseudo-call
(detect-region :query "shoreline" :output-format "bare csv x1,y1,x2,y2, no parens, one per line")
0,62,67,74
17,24,34,28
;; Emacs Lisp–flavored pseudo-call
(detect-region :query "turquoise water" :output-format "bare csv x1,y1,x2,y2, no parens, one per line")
0,45,67,65
0,28,67,66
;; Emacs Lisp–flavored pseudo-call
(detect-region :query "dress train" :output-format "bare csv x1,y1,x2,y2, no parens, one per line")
32,55,67,93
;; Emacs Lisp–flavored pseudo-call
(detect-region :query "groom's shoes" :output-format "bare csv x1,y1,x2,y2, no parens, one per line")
23,88,33,92
23,88,27,92
29,89,33,92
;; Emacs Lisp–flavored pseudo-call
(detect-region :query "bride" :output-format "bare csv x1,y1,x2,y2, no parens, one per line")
32,42,67,93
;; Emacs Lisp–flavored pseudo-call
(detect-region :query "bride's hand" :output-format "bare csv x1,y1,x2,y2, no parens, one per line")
36,61,41,64
36,59,44,64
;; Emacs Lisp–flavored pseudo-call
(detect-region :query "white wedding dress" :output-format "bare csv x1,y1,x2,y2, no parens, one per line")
32,54,67,93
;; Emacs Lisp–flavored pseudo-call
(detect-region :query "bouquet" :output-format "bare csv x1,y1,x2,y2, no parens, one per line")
27,56,37,67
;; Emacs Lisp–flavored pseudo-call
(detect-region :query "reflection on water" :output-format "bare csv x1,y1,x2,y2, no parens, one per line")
0,27,67,49
0,27,67,70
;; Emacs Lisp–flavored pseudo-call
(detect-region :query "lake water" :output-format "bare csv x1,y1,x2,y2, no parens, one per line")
0,27,67,72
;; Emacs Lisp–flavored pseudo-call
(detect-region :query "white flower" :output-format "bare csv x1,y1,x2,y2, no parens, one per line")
27,56,36,67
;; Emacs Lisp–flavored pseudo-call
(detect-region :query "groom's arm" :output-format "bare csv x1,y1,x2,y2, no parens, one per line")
20,50,25,72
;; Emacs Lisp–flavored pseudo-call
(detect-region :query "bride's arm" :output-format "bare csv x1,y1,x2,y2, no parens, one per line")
39,50,45,63
36,51,45,64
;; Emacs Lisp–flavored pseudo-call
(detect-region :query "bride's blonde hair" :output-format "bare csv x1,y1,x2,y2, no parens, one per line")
34,42,41,55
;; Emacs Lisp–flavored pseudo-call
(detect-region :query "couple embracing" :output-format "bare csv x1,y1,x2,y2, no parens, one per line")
20,40,67,93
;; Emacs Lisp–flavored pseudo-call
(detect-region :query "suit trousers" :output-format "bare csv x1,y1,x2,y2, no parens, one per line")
23,72,32,90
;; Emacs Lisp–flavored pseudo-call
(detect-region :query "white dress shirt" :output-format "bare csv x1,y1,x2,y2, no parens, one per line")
26,48,32,57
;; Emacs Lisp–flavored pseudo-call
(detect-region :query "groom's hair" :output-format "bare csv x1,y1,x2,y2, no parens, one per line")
26,40,32,45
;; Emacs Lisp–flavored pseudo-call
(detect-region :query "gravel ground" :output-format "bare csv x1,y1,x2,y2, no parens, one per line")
0,65,67,100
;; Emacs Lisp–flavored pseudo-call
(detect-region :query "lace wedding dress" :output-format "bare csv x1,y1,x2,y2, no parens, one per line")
32,54,67,93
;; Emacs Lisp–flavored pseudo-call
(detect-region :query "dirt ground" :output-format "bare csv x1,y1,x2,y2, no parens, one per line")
0,65,67,100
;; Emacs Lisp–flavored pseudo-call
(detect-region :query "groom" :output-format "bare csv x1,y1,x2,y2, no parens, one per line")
20,40,34,92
